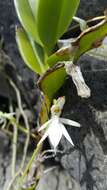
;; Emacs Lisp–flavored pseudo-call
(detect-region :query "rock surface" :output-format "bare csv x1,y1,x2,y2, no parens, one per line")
78,0,107,18
37,168,81,190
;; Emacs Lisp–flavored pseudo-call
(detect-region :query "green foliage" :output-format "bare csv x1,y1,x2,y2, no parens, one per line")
14,0,41,44
16,27,48,74
73,18,107,62
14,0,80,101
29,0,80,52
14,0,80,53
38,17,107,101
14,0,107,110
38,64,66,100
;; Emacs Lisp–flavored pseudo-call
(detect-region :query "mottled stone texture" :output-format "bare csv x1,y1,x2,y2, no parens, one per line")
37,168,81,190
78,0,107,18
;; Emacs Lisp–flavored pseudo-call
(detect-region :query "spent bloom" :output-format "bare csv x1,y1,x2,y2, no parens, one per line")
65,62,91,98
38,97,80,152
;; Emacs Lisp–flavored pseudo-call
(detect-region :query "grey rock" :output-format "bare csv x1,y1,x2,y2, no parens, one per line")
37,168,81,190
78,0,107,18
0,132,10,189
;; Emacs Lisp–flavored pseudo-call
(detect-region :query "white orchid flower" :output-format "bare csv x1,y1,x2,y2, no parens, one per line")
38,97,80,151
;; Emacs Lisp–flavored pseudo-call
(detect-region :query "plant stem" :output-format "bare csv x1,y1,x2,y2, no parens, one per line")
18,143,42,189
1,117,39,141
10,80,30,170
9,102,18,178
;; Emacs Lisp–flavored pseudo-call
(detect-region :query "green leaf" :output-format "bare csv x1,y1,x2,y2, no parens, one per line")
73,17,107,62
38,64,67,123
47,46,73,67
38,63,67,123
38,64,66,100
86,36,107,61
30,38,49,70
16,27,46,74
14,0,41,45
47,16,107,67
29,0,80,53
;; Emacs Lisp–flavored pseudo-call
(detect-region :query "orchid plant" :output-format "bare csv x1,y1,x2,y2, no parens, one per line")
13,0,107,189
14,0,107,108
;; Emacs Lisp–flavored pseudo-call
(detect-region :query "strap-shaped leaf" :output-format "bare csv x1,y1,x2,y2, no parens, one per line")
38,63,67,123
73,17,107,62
16,27,45,74
14,0,41,45
47,16,107,67
30,38,49,71
38,64,66,100
86,36,107,61
29,0,80,52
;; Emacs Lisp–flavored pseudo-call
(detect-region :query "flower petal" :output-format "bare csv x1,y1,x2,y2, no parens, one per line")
37,130,49,145
60,118,80,127
48,119,62,148
60,124,74,146
38,119,52,132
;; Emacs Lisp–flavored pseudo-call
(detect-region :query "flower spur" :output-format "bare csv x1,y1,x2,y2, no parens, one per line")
38,97,81,152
